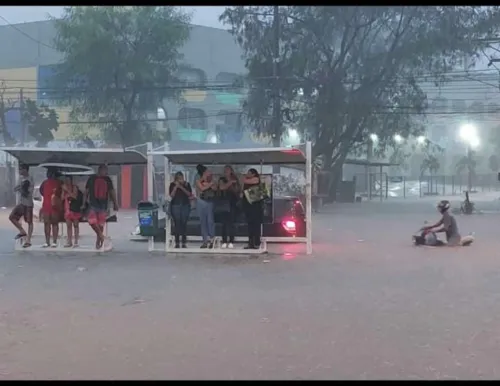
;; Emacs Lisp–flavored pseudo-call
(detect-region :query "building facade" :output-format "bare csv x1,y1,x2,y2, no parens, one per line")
0,19,248,144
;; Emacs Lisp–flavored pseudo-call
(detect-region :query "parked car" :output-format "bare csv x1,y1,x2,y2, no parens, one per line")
130,196,306,242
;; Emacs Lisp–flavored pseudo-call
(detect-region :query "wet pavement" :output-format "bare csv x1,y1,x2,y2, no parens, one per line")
1,203,500,379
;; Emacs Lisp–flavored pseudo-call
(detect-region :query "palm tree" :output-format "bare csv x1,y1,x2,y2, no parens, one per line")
420,154,440,195
455,150,477,192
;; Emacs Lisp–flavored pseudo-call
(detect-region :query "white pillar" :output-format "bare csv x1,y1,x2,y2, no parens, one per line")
12,154,19,205
146,142,154,252
164,142,171,253
305,141,313,255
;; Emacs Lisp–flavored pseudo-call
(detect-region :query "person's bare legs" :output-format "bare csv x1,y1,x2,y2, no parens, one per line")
65,220,73,247
90,224,103,249
98,224,105,249
73,221,80,246
26,220,33,245
51,219,59,246
43,220,51,246
9,210,25,236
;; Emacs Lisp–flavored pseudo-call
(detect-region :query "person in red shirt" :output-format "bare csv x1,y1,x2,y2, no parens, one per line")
39,168,63,247
83,164,118,249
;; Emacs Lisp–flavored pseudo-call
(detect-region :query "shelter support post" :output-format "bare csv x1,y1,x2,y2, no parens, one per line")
13,155,19,205
146,142,154,252
379,165,383,202
305,141,313,255
164,142,171,253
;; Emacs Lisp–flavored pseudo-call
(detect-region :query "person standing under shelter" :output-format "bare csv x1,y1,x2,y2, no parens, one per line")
242,168,264,249
195,164,217,249
83,164,119,250
217,165,240,249
62,175,84,248
169,171,193,248
39,167,62,248
9,164,34,248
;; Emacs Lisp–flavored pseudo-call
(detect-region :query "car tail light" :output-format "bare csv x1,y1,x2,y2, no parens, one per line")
282,219,297,233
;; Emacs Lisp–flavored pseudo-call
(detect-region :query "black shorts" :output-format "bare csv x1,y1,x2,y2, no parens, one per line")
11,204,33,223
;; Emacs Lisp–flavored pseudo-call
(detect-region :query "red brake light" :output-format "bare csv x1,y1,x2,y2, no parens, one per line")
282,219,296,233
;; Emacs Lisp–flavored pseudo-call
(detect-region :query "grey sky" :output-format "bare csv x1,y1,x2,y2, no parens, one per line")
0,6,227,29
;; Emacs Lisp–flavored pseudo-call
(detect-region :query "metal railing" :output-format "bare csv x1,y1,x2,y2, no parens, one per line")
355,173,500,200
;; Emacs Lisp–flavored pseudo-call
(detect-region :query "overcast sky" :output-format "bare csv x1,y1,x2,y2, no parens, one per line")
0,6,227,29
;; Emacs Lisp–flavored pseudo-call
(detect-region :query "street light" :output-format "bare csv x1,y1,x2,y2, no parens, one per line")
288,128,299,142
459,123,479,149
394,134,403,143
369,133,378,142
416,135,426,145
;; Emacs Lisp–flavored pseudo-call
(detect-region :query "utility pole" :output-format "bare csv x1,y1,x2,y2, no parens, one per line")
19,88,25,145
272,5,281,173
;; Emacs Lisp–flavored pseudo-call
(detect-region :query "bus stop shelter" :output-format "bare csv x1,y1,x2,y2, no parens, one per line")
1,146,147,252
147,141,313,255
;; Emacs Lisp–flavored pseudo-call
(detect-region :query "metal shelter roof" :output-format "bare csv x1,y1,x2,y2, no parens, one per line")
150,146,307,166
0,147,147,167
344,159,399,167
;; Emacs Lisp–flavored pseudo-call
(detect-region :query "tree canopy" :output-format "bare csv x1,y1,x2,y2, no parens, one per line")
221,6,500,181
0,81,18,145
52,6,191,147
23,100,59,147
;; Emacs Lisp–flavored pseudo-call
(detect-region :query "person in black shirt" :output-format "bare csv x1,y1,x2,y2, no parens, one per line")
169,171,193,248
242,168,263,249
218,165,241,248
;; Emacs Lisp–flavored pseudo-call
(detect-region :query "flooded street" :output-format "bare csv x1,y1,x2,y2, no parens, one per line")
1,203,500,379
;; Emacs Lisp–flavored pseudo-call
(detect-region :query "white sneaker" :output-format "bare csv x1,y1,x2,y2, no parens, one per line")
42,243,50,248
51,243,58,248
228,243,234,249
221,243,227,249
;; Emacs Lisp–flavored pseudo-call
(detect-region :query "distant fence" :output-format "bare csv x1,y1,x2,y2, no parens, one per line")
354,173,500,200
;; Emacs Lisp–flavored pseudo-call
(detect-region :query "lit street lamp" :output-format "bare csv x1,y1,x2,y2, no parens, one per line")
416,135,426,145
394,134,403,143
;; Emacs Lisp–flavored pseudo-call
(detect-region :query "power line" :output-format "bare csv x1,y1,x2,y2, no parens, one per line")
4,110,244,126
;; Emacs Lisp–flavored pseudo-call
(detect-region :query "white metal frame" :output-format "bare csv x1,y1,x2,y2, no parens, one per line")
145,141,313,255
1,146,147,253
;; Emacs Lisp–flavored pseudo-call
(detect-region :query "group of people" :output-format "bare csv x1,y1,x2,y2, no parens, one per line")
10,164,118,250
169,164,265,249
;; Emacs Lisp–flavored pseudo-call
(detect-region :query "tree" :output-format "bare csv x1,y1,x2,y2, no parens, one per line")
221,6,500,197
420,154,440,177
0,81,18,145
488,154,499,173
23,99,59,147
52,6,191,147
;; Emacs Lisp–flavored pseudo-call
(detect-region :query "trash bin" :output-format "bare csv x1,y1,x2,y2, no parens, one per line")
137,201,159,237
